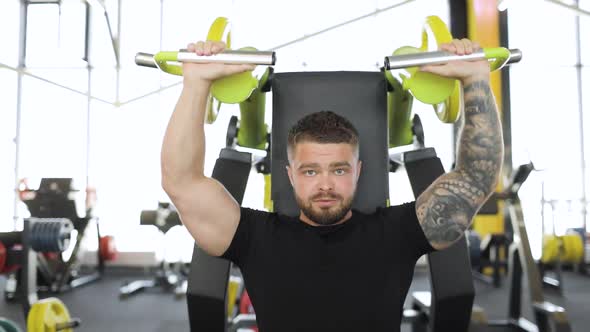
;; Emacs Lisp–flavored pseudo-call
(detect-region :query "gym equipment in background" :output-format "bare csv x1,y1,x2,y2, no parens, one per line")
410,163,572,332
4,178,110,301
539,191,587,292
0,318,22,332
0,217,80,331
467,229,510,288
485,163,571,332
119,202,189,299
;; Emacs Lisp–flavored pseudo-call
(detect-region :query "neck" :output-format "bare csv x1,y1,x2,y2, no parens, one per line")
299,210,353,227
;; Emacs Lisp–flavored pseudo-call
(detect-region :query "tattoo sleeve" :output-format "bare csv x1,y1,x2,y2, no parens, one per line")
416,80,504,250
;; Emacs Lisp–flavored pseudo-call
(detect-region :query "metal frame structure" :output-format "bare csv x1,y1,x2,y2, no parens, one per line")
573,0,588,268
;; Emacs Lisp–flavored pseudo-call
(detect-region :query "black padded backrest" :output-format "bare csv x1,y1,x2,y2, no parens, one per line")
271,72,389,216
187,149,252,332
404,150,475,332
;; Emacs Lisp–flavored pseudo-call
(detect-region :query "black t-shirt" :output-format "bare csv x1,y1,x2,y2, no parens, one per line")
221,202,435,332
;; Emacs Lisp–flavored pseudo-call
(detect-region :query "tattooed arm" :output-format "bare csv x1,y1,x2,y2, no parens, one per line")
415,39,504,250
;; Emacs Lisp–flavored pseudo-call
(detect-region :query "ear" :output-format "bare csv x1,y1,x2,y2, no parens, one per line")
356,160,362,180
286,165,294,187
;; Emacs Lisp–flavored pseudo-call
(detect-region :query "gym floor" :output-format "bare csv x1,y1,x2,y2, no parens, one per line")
1,267,589,332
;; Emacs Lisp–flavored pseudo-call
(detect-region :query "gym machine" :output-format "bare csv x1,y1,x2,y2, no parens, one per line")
136,15,523,332
119,202,189,299
4,178,111,300
0,217,81,331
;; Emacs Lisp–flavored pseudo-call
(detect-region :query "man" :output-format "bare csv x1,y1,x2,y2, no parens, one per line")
161,38,503,331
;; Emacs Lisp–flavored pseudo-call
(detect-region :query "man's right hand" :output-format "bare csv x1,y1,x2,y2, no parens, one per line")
182,40,256,88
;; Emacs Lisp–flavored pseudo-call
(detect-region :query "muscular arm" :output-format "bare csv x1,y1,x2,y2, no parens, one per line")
160,41,253,257
161,83,241,257
416,77,504,250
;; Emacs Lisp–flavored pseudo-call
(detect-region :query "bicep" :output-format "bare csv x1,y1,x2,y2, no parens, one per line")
415,171,490,250
166,177,241,257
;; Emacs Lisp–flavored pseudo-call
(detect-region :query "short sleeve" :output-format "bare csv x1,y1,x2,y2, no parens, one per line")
384,202,435,259
220,207,269,267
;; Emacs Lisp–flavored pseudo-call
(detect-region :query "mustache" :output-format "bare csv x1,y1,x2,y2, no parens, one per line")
311,193,341,201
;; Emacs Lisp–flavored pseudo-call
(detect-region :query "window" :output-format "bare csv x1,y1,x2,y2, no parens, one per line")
580,1,590,65
0,70,18,231
26,2,87,68
0,0,20,66
508,1,579,66
18,75,88,181
508,1,589,258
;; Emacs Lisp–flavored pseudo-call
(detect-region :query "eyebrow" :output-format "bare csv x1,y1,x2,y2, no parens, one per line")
297,161,352,170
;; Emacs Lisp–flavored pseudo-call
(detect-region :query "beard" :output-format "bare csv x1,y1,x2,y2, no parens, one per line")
295,191,355,226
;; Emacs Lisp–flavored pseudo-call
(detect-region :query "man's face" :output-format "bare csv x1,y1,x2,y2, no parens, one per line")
286,142,362,226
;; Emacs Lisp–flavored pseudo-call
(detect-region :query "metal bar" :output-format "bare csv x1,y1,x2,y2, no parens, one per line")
85,0,92,194
176,50,275,65
136,50,275,67
384,48,522,70
574,0,588,267
0,62,114,105
499,7,513,177
158,0,163,95
103,7,120,67
116,0,121,104
21,219,38,318
0,60,182,107
545,0,590,17
26,0,60,3
13,0,28,230
116,81,182,107
83,0,90,62
134,52,158,68
507,244,522,320
508,202,545,304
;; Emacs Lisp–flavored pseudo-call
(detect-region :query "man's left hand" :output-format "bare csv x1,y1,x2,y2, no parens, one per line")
419,38,490,85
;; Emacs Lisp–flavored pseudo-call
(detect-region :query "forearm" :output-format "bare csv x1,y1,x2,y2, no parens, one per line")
455,76,504,198
416,77,504,249
161,82,211,189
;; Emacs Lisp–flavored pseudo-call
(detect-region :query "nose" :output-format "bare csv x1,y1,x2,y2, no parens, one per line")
318,173,334,192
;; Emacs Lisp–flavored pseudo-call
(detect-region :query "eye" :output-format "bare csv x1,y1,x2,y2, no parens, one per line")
334,169,346,175
304,170,316,176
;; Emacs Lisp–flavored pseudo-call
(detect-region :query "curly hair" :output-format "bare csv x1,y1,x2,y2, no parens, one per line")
287,111,359,160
